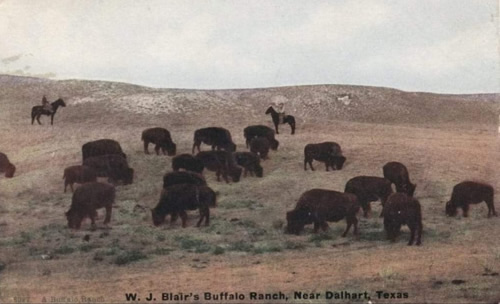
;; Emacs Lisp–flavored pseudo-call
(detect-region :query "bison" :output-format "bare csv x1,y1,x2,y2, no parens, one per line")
383,192,422,246
65,182,115,230
249,137,271,160
285,189,360,236
63,165,97,193
171,153,204,174
82,139,126,161
195,150,242,183
233,152,263,178
243,125,279,150
383,161,416,196
163,171,207,189
0,152,15,178
141,127,177,156
151,184,217,227
192,127,236,154
446,181,497,218
83,154,134,185
304,142,346,171
344,176,393,217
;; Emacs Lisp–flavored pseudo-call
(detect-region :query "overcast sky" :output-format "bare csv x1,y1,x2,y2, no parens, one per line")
0,0,498,93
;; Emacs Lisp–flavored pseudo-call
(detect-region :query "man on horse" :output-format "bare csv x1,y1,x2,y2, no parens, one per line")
42,95,53,113
273,101,286,124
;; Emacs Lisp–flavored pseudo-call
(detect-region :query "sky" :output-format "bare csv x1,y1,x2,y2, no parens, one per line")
0,0,498,93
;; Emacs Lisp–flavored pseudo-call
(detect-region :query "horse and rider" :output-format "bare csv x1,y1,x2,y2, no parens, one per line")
41,95,54,113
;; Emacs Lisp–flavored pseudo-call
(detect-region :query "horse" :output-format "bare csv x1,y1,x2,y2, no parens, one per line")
265,106,296,135
31,98,66,125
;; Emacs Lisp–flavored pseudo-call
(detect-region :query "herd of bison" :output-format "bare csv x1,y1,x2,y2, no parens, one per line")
0,121,498,247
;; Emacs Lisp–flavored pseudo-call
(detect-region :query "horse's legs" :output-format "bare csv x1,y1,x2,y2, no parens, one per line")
50,114,54,125
36,115,42,125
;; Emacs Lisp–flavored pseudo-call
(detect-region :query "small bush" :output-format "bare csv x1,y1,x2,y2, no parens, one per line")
54,245,75,255
114,250,147,265
284,241,306,250
228,241,254,252
213,246,225,255
152,247,173,255
175,236,211,253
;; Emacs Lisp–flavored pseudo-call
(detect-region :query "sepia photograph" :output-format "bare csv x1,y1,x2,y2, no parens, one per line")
0,1,499,303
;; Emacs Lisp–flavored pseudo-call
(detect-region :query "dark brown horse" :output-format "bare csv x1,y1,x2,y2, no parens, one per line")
31,98,66,125
265,106,296,135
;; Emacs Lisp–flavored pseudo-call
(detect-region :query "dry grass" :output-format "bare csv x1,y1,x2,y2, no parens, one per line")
0,76,499,303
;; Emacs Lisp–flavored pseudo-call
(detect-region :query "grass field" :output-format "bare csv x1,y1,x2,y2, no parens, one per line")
0,76,499,303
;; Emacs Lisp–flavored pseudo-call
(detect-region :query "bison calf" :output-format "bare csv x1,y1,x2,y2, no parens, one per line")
243,125,279,150
446,181,497,218
171,153,204,173
66,182,115,230
383,161,416,196
0,152,16,178
304,142,346,171
285,189,360,236
195,151,242,183
152,184,217,227
63,165,97,193
344,176,393,217
142,127,177,156
383,193,422,246
249,137,271,160
233,152,263,178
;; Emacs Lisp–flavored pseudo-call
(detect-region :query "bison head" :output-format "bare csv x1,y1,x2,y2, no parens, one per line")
5,163,15,178
285,208,313,235
151,208,166,226
230,166,243,183
445,201,457,216
66,209,83,229
405,183,417,197
333,156,346,170
162,142,177,156
270,139,279,151
255,164,264,178
123,168,134,185
226,143,237,152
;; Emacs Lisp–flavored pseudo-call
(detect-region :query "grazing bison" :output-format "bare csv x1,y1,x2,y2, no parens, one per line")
63,165,97,193
82,139,126,161
285,189,360,236
249,137,271,160
383,161,416,196
243,125,279,150
233,152,263,178
83,154,134,185
141,127,177,156
446,181,497,218
151,184,217,227
304,142,346,171
171,153,204,174
66,182,115,230
344,176,393,218
192,127,236,154
384,193,422,246
195,151,242,183
163,171,207,189
0,152,16,178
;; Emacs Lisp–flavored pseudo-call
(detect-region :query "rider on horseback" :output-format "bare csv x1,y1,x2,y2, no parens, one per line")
274,102,285,124
42,95,53,113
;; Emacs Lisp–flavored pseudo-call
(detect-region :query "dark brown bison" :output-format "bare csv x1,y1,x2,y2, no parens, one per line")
383,161,416,196
384,193,422,246
151,184,217,227
243,125,279,150
171,153,204,174
66,182,115,229
233,152,263,178
0,152,16,178
83,154,134,185
141,127,176,156
192,127,236,154
304,142,346,171
249,137,272,160
163,171,207,189
344,176,393,218
195,151,242,183
285,189,360,236
81,139,126,161
446,181,497,217
63,165,97,193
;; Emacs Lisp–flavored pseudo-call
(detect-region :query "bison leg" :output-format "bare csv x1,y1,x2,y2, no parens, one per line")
462,205,469,217
179,210,188,228
343,216,358,237
90,212,97,231
415,222,422,246
408,223,416,246
104,205,112,225
486,198,497,217
50,114,54,125
154,144,161,155
143,141,150,154
170,212,179,225
197,207,209,227
192,141,201,154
